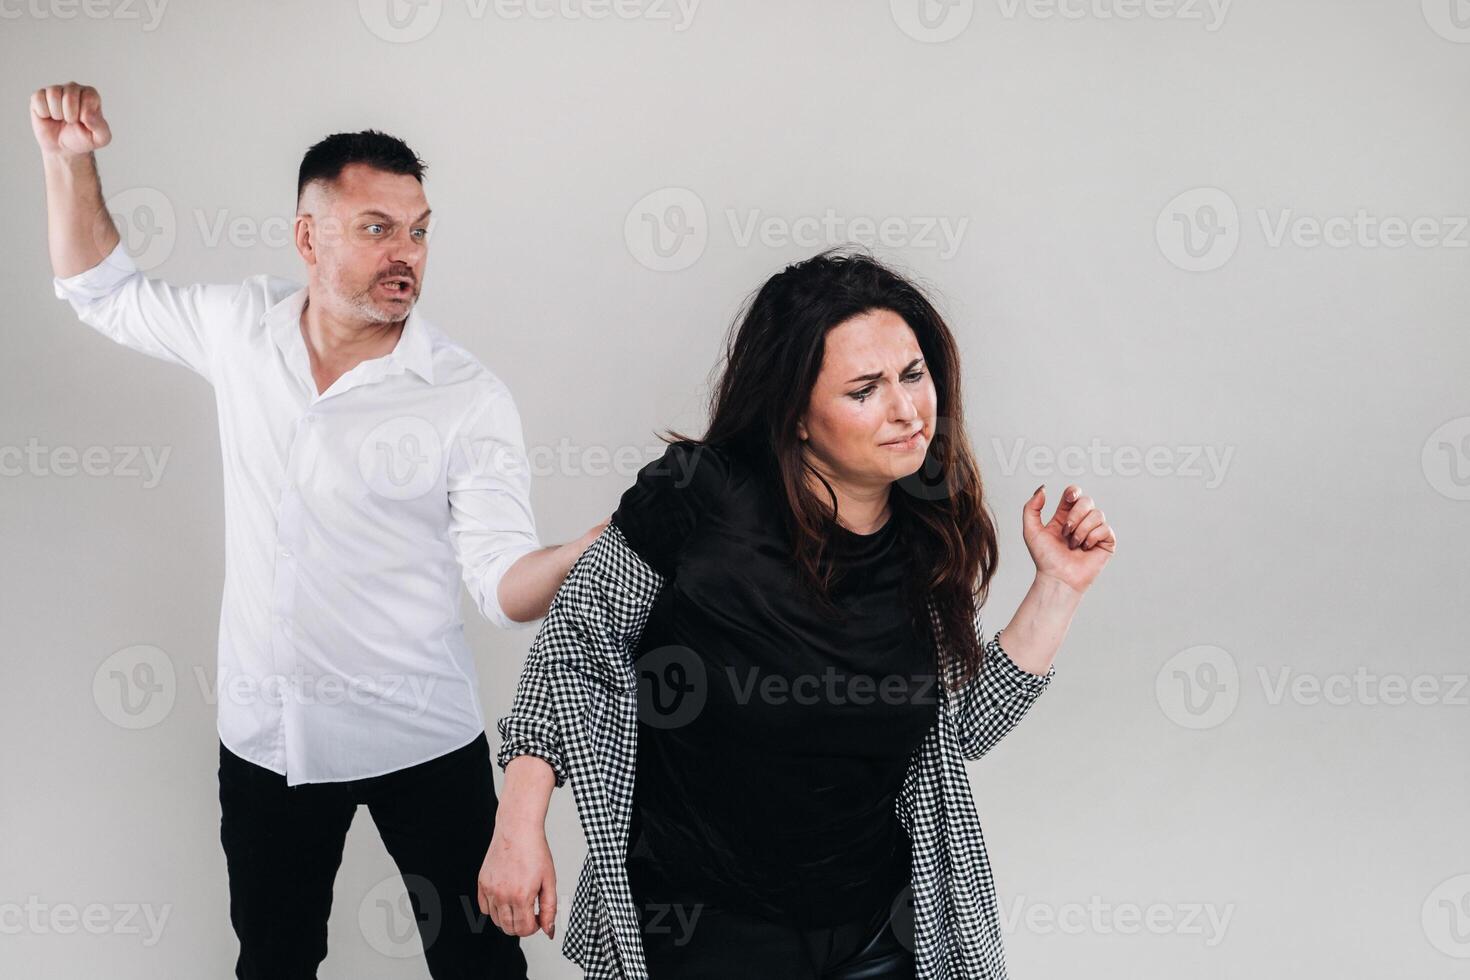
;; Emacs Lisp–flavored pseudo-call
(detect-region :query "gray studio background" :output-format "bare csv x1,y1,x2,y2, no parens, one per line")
2,1,1467,977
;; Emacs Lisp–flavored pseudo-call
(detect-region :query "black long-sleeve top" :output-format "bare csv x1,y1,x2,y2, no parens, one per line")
611,440,940,928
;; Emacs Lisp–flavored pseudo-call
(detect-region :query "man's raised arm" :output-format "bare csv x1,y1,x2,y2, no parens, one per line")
35,82,237,383
33,82,118,279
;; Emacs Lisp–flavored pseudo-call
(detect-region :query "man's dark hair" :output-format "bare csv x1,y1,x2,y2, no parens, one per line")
296,130,426,204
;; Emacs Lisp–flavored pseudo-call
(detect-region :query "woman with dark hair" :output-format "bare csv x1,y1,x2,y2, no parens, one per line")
478,248,1116,979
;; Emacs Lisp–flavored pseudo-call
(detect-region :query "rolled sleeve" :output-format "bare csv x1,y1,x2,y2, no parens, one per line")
989,627,1057,690
494,522,667,789
53,240,140,304
447,383,543,630
52,240,232,382
477,542,544,631
948,623,1056,761
494,658,571,788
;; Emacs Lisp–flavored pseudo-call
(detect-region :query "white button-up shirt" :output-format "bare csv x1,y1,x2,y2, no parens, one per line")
54,242,542,784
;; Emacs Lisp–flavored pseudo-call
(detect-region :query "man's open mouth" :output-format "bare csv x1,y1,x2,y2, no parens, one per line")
378,277,414,296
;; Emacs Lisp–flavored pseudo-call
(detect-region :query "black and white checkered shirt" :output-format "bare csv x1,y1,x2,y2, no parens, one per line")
496,521,1055,979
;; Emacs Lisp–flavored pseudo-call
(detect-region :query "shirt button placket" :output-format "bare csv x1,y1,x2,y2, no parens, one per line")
270,412,312,757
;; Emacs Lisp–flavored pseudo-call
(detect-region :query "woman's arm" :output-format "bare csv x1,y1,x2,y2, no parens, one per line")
996,572,1081,676
949,482,1116,760
478,754,560,939
479,521,667,939
947,611,1059,762
478,615,567,940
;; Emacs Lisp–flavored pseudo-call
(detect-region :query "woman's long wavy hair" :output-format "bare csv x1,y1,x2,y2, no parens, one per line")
664,247,999,690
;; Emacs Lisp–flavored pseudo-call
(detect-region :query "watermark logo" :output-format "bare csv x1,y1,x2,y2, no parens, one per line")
639,901,704,947
1157,645,1468,729
0,439,171,488
93,644,176,730
991,436,1234,489
1160,187,1470,271
636,645,708,729
1423,874,1470,957
1155,645,1238,729
890,0,975,43
998,895,1235,945
105,186,176,271
524,438,668,479
358,415,443,500
625,187,971,271
1156,187,1239,273
727,208,968,261
360,0,699,43
1422,0,1470,43
1422,416,1470,501
624,187,708,272
994,0,1231,30
0,897,171,946
359,0,443,42
727,666,938,708
193,665,440,716
0,0,169,30
1257,210,1469,250
359,873,441,958
1257,666,1468,708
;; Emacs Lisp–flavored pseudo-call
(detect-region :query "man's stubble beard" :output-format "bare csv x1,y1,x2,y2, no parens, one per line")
329,263,417,325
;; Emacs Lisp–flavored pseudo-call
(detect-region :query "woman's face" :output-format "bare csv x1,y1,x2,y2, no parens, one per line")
797,308,938,491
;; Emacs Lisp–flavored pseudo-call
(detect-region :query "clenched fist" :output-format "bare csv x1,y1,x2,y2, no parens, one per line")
30,82,111,157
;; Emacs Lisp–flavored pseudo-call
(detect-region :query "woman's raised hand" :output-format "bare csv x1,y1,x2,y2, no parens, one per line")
1021,484,1117,595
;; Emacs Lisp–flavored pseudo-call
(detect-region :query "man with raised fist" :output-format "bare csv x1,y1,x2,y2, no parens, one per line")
33,81,595,979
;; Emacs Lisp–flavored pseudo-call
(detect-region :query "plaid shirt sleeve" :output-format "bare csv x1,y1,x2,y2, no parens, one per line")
495,646,573,787
946,611,1057,761
494,521,666,789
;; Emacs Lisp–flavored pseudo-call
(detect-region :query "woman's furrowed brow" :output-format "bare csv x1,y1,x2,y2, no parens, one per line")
844,357,925,384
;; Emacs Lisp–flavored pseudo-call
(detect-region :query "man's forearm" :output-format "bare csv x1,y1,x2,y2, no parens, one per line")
42,151,118,279
495,520,608,624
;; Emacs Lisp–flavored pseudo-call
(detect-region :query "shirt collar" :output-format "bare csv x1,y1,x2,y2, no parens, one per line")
264,286,437,392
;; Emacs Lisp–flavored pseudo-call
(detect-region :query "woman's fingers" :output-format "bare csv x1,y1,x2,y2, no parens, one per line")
538,875,558,938
515,899,540,938
517,905,540,940
1082,521,1117,552
489,894,539,938
1068,508,1104,548
1060,494,1094,535
1048,485,1084,531
1045,484,1118,553
1022,483,1048,538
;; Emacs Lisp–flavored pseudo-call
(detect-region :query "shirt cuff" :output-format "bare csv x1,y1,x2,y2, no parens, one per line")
479,542,544,630
990,628,1057,689
53,240,139,303
494,720,570,788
